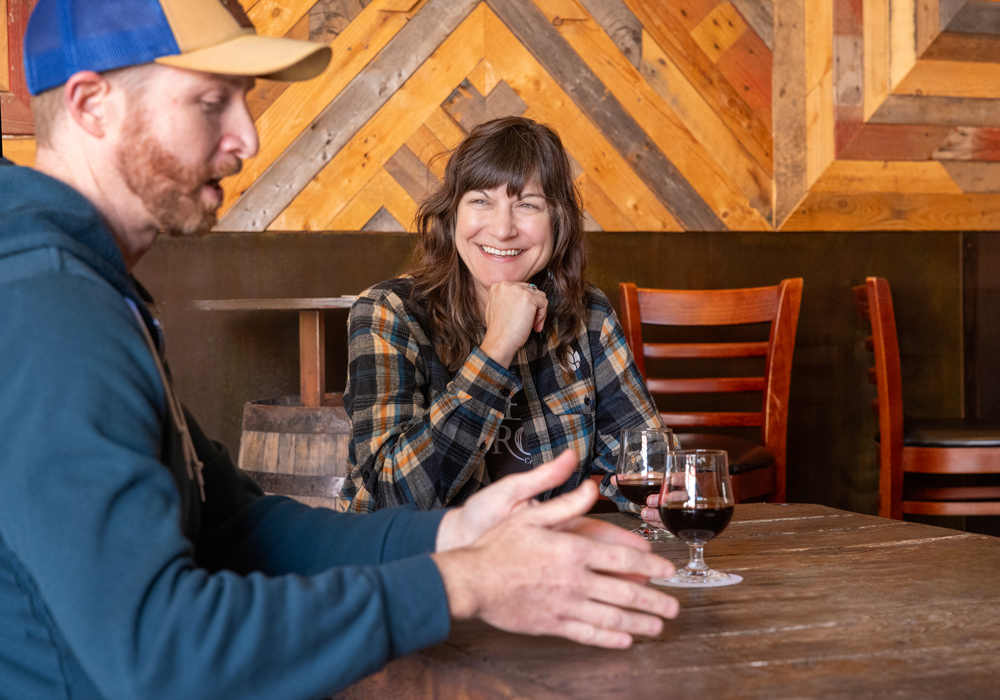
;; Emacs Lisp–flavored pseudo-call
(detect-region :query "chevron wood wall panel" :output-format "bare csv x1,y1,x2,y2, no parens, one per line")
4,0,1000,230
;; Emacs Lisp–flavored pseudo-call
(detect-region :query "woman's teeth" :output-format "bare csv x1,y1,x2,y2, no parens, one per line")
481,245,523,257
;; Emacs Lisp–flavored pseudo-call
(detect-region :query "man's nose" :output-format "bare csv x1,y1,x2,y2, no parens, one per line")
223,99,259,160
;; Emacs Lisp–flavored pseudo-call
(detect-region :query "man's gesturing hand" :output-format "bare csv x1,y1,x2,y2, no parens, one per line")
431,457,679,649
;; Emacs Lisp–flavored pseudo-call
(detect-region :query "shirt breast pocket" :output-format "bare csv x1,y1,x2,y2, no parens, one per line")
542,377,596,462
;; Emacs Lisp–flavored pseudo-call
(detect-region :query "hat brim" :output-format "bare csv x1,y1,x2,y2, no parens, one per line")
155,33,331,82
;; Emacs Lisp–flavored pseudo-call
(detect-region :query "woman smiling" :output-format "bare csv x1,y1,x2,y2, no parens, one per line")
339,117,663,512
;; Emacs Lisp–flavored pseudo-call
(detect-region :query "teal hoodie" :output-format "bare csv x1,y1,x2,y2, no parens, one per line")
0,159,450,700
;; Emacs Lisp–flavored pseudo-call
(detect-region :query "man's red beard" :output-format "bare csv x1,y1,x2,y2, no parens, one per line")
116,109,241,237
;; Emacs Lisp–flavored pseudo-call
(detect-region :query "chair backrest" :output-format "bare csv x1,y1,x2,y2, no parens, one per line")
851,277,904,518
619,278,803,501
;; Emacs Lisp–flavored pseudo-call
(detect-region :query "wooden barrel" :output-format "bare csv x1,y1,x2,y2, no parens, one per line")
237,393,351,511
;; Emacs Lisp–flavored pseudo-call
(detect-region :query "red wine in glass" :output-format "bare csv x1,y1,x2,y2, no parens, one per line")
655,450,740,586
660,500,734,543
617,474,663,507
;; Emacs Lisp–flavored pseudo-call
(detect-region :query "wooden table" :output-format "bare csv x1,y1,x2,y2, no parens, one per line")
191,297,355,407
337,503,1000,699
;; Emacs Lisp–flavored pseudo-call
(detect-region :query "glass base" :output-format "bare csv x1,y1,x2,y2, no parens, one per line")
630,524,674,541
651,571,742,588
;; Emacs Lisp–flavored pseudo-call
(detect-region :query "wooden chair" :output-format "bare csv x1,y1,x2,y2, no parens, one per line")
619,279,803,503
853,277,1000,519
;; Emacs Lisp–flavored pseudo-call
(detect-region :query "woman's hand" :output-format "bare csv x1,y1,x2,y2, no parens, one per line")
480,281,548,367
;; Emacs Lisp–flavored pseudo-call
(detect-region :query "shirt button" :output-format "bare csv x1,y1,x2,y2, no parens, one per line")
480,442,487,450
584,397,591,406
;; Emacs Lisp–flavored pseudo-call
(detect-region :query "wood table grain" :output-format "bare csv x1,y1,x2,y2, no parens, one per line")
337,503,1000,699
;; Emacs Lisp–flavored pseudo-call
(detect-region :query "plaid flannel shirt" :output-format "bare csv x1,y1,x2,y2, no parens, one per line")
338,278,663,512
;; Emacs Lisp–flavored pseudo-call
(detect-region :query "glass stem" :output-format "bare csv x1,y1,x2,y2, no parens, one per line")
686,544,709,574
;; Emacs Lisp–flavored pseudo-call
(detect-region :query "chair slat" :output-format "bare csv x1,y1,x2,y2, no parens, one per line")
902,500,1000,516
660,412,765,427
647,377,765,394
906,486,1000,501
643,341,769,359
637,286,779,326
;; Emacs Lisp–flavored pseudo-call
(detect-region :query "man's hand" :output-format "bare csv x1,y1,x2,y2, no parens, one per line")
435,450,580,553
431,452,680,649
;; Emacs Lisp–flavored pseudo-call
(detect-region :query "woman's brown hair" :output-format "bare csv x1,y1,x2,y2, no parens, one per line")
409,116,587,371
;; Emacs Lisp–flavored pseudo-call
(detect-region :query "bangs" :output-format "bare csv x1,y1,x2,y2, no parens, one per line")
451,128,546,198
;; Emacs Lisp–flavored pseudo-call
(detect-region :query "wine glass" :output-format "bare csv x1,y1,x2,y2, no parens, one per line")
614,427,678,541
655,450,742,587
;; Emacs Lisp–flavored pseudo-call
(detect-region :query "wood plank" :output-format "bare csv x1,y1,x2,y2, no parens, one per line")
0,136,35,166
466,58,503,97
922,30,1000,61
940,0,967,28
624,0,774,180
916,0,940,55
298,309,325,408
575,172,639,231
220,0,481,230
868,94,1000,126
805,0,834,187
811,160,964,193
781,191,1000,231
383,143,441,203
773,0,808,226
441,79,528,133
944,0,1000,34
933,126,1000,160
219,0,420,219
423,106,468,151
1,0,8,93
482,13,681,231
833,0,865,155
638,33,772,227
246,0,322,38
837,123,953,160
329,168,417,230
269,4,485,231
0,93,33,136
405,123,450,180
892,59,1000,98
863,0,890,121
575,0,644,68
715,23,772,128
361,206,406,232
940,161,1000,192
890,0,917,87
691,1,748,63
807,70,835,188
487,0,725,230
730,0,774,51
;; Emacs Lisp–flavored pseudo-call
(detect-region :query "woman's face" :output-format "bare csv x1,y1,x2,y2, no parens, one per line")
454,178,554,307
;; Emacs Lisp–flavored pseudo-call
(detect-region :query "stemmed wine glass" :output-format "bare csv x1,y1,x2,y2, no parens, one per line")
614,427,678,541
655,450,742,587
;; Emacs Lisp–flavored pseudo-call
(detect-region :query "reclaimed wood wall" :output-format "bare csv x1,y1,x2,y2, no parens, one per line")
4,0,1000,230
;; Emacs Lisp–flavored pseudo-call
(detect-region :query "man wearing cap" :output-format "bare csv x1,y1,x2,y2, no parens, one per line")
0,1,679,698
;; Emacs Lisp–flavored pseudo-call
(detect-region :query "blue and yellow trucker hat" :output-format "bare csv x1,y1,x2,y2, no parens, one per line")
23,0,332,95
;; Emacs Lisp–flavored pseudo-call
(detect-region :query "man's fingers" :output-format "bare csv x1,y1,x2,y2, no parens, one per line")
513,476,598,529
492,450,580,505
557,517,652,551
550,619,634,649
581,570,679,621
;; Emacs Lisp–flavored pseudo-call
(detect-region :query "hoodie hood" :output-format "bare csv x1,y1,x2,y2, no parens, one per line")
0,161,151,322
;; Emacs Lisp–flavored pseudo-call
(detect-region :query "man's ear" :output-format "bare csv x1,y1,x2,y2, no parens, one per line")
63,71,114,138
